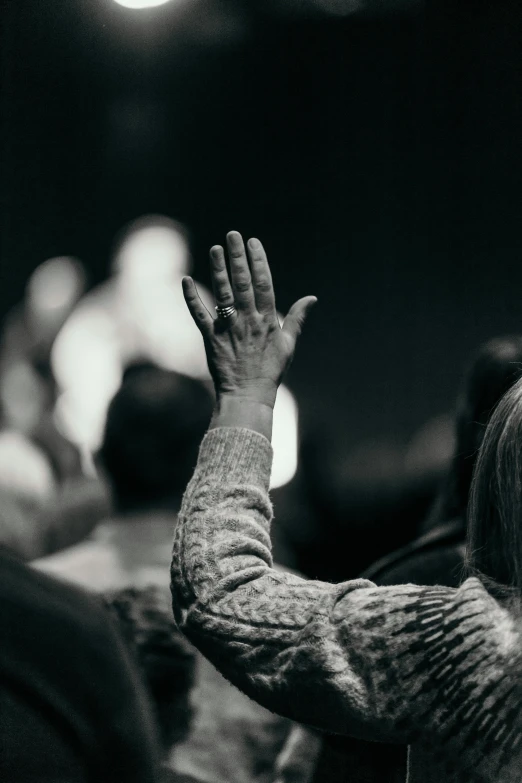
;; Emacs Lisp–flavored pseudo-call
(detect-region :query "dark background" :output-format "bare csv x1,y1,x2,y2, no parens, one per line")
2,0,522,450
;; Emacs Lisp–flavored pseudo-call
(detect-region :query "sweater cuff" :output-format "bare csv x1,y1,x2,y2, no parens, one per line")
194,427,273,491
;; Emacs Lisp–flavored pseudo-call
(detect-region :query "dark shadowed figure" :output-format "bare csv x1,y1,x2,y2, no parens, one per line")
314,338,522,783
364,336,522,588
1,546,161,783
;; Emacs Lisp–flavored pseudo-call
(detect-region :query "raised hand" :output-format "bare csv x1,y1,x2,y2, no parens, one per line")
182,231,316,409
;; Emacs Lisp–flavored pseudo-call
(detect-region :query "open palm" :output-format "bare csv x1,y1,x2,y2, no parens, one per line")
182,231,316,408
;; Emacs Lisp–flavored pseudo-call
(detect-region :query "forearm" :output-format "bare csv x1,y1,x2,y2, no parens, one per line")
171,427,274,616
170,427,371,735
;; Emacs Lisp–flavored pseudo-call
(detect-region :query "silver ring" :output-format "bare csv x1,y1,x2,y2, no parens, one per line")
215,304,237,320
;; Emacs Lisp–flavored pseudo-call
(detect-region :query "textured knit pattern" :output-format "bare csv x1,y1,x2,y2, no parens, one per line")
170,427,522,783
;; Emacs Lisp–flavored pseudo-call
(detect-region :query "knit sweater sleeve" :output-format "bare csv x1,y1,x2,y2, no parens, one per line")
171,427,522,749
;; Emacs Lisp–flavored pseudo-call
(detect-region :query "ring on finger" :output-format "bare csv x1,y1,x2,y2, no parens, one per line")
215,304,237,320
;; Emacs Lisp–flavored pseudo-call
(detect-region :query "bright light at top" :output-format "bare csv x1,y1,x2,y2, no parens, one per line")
113,0,172,8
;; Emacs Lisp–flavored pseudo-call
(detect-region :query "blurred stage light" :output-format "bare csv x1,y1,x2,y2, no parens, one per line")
113,0,173,8
114,217,189,282
270,384,298,489
52,309,122,452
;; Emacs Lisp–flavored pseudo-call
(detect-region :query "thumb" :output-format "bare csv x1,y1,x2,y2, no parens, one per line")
282,296,318,343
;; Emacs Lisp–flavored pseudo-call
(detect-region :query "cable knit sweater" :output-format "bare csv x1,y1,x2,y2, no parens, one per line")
170,427,522,783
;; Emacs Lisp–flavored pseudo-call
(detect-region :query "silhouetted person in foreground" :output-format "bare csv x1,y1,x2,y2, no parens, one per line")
1,545,161,782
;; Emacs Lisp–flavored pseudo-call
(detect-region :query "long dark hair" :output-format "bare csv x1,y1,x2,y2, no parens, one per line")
429,337,522,530
467,374,522,596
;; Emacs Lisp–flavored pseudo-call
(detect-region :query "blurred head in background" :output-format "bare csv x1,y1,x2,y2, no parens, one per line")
25,256,87,344
0,257,87,437
430,336,522,530
112,214,191,290
99,364,213,515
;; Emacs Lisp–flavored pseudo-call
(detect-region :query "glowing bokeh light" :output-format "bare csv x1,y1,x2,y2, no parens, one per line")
270,384,298,489
112,0,172,8
114,220,190,284
52,309,122,452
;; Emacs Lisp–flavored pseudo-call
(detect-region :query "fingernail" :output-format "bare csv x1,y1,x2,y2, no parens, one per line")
227,231,242,247
248,238,260,250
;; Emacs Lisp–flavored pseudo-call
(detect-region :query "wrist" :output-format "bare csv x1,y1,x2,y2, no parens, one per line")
216,381,278,411
210,392,275,442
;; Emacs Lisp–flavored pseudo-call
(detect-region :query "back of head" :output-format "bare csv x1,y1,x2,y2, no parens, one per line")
436,336,522,525
26,256,87,337
467,374,522,595
100,364,213,514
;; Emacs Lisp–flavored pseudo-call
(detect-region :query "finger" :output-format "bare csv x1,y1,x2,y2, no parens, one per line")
209,245,234,307
247,237,276,314
281,296,318,343
227,231,255,310
182,277,213,335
